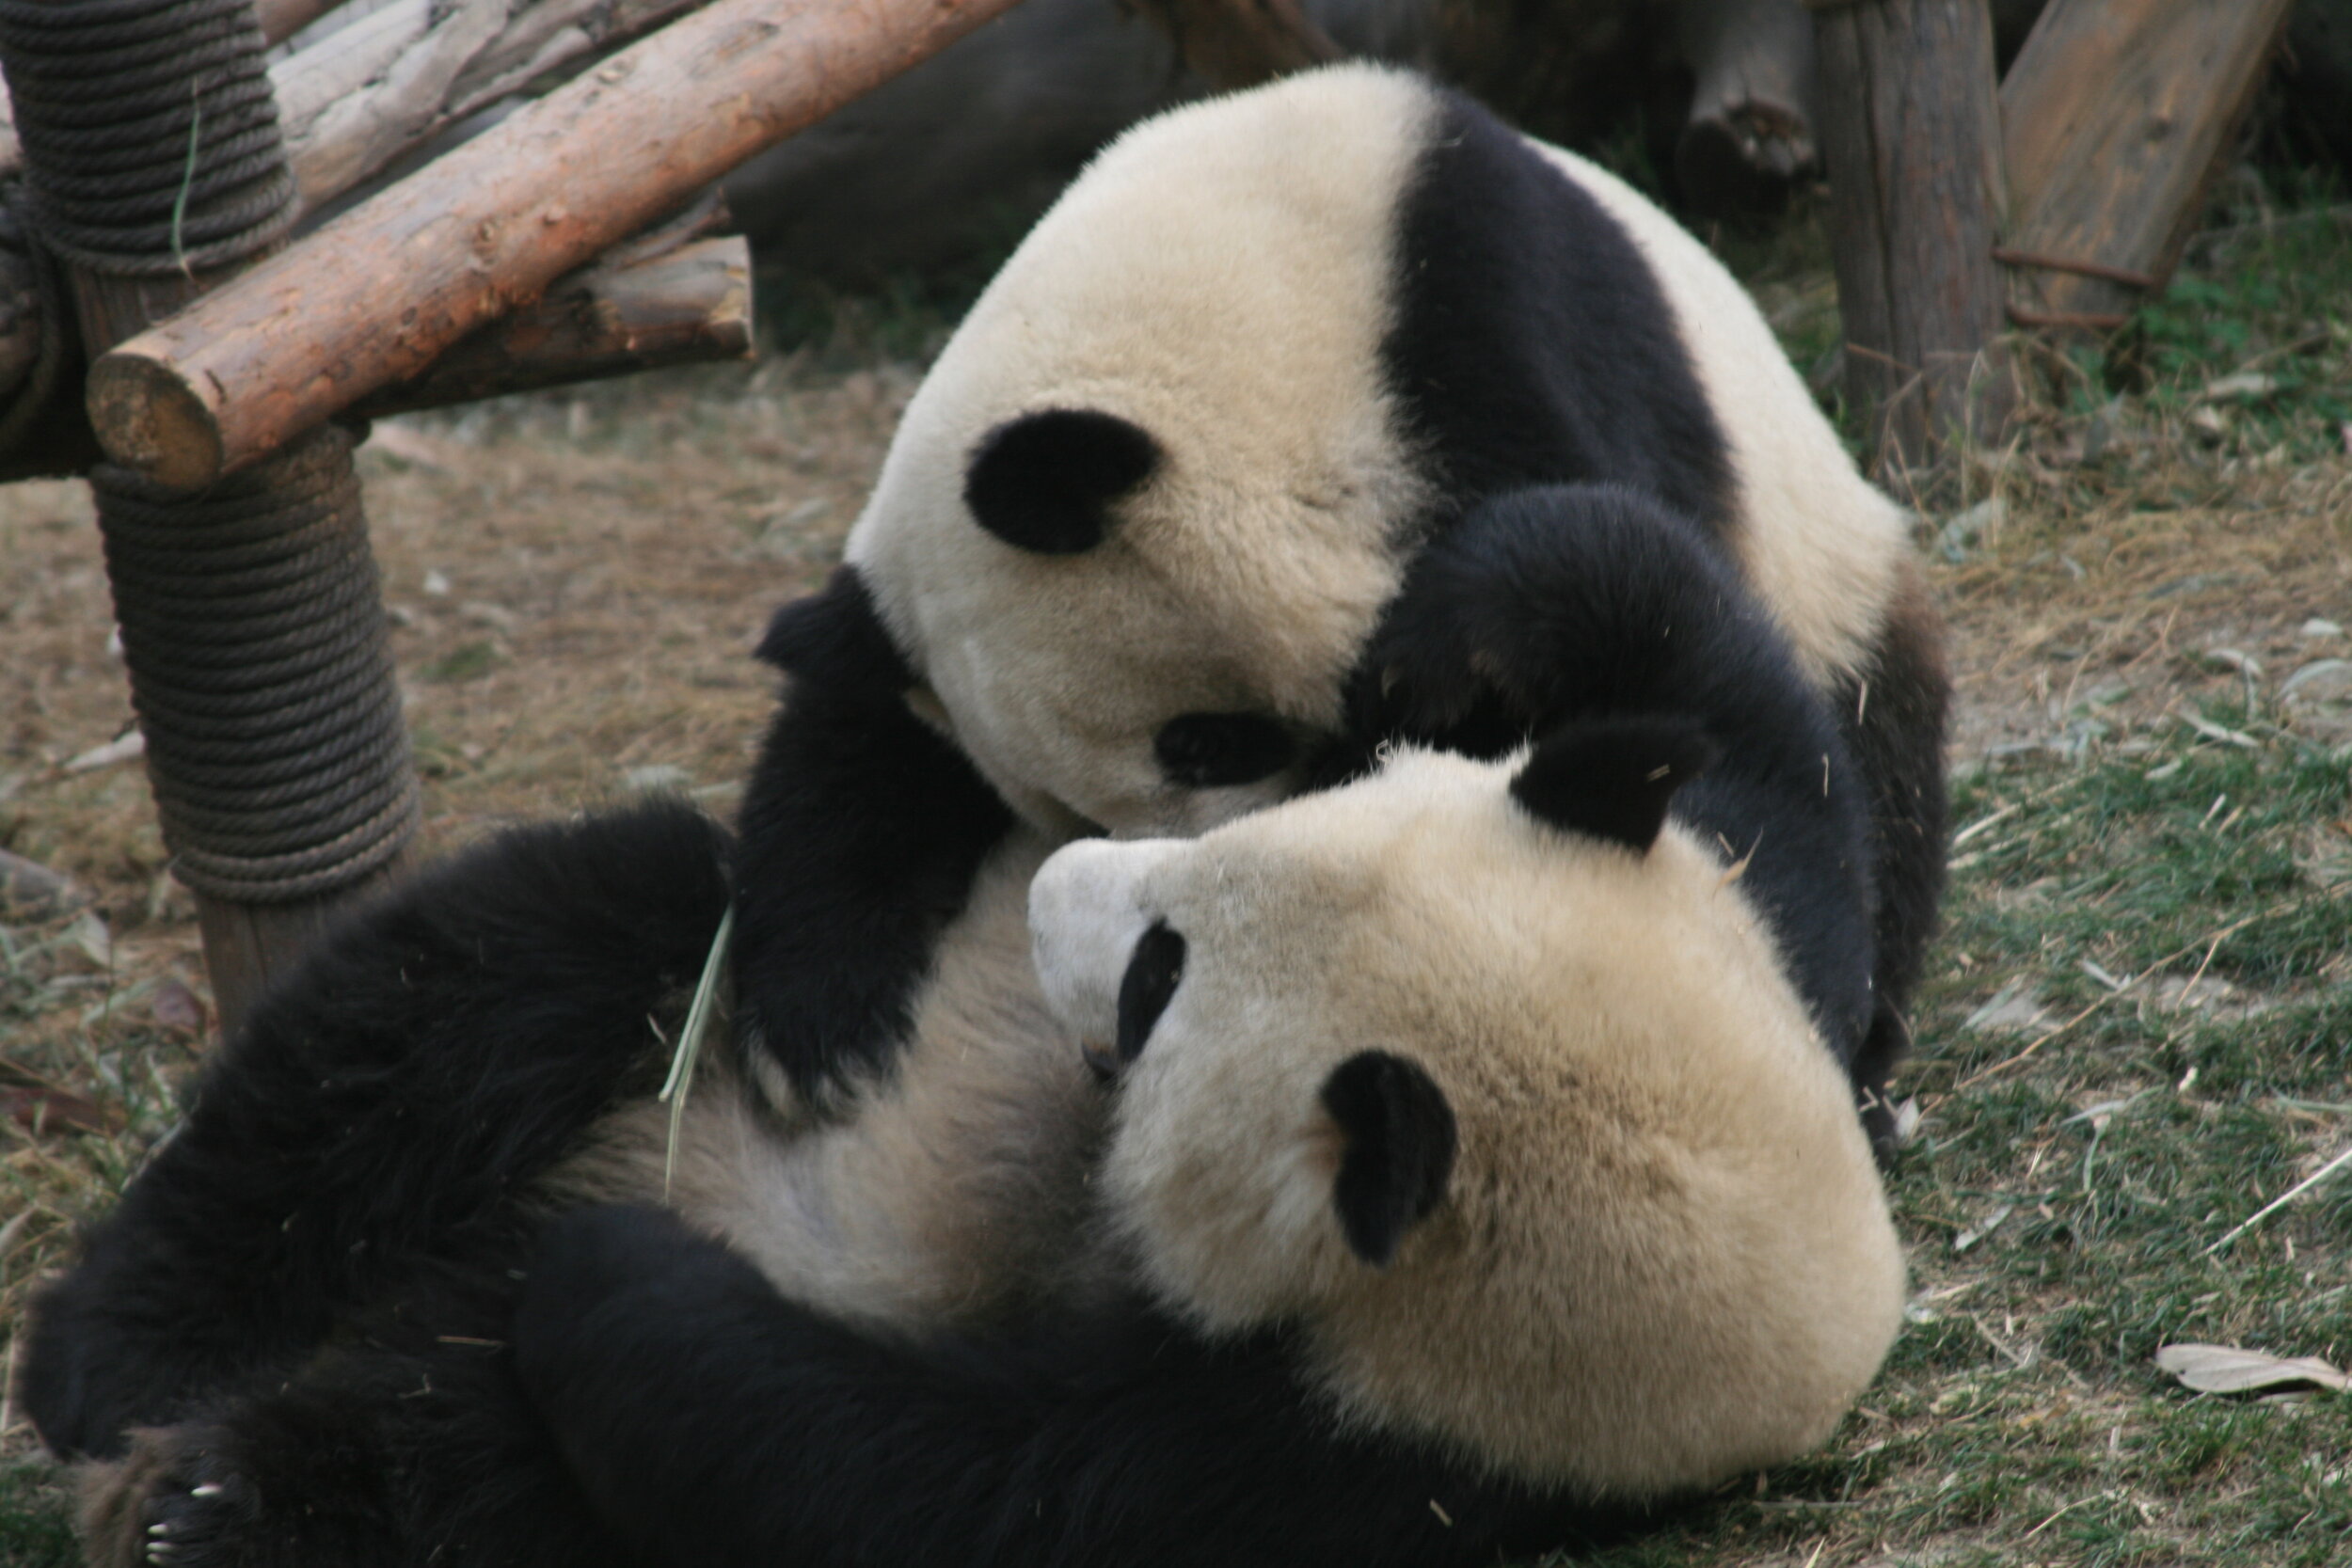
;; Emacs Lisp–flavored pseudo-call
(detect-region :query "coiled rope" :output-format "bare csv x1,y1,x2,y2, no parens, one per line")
1,0,417,903
0,0,296,275
94,426,420,903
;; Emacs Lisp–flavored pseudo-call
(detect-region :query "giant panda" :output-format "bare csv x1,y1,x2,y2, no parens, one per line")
732,62,1948,1149
509,573,1908,1564
38,483,1900,1568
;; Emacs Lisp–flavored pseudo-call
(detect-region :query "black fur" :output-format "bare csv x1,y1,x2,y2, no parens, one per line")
1830,578,1951,1146
1114,920,1186,1066
89,1236,635,1568
1509,718,1720,854
963,409,1161,555
1384,93,1735,539
1321,1052,1457,1268
1153,711,1297,788
736,566,1018,1101
24,799,731,1465
1359,482,1876,1070
514,1204,1646,1568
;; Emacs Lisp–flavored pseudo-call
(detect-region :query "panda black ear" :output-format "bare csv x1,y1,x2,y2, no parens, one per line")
754,565,912,694
1509,717,1718,853
963,409,1160,555
1321,1051,1456,1268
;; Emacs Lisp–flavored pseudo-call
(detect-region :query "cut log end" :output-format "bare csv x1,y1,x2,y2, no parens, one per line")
87,353,225,491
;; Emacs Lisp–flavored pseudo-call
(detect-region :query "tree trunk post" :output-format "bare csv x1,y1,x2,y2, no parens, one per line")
1810,0,2012,480
0,0,418,1034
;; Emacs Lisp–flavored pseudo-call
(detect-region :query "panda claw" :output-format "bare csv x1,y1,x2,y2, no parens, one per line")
189,1482,225,1497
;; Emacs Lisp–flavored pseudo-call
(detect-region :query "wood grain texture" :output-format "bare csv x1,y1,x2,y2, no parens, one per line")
87,0,1027,489
0,0,711,219
351,233,751,418
1813,0,2010,472
2000,0,2295,326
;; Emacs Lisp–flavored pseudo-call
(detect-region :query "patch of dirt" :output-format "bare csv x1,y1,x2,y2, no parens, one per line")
1934,450,2352,772
0,356,914,981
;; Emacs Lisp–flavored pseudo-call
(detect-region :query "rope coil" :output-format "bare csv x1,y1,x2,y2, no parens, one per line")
0,0,295,275
95,426,420,903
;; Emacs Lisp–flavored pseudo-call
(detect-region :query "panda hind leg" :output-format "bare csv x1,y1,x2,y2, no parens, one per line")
80,1241,633,1568
23,799,732,1461
1836,562,1952,1148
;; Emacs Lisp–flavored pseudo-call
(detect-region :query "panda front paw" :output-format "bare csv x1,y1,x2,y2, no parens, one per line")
75,1424,259,1568
138,1472,255,1567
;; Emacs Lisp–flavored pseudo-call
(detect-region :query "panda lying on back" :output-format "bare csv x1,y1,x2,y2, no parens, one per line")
35,485,1902,1568
516,491,1907,1565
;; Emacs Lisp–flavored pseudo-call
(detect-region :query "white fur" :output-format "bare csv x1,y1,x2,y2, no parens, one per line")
1029,747,1908,1496
548,832,1105,1335
849,68,1436,837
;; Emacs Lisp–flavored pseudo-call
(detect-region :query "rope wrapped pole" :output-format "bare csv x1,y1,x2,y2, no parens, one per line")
1808,0,2012,478
87,0,1029,490
0,0,417,1032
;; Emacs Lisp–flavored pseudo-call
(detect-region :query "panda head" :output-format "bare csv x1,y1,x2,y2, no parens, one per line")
1028,731,1906,1495
839,67,1440,839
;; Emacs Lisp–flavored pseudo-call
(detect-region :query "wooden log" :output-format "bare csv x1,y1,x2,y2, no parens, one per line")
1810,0,2011,474
0,226,746,473
1678,0,1820,219
253,0,347,46
351,233,751,418
87,0,1026,491
0,0,714,221
1999,0,2295,331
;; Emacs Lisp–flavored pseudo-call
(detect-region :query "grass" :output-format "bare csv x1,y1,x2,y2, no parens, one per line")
1564,704,2352,1568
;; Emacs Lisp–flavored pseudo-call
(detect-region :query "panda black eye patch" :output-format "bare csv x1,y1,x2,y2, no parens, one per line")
1153,713,1295,789
1116,921,1186,1065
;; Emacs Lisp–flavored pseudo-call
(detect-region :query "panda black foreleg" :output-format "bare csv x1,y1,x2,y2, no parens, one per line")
516,1205,1638,1568
734,566,1018,1103
24,800,732,1461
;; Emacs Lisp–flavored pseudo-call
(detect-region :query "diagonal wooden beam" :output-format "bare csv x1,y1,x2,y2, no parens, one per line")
1998,0,2296,330
87,0,1028,491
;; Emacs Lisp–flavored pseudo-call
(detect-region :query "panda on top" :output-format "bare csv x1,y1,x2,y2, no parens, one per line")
20,62,1932,1568
738,59,1947,1148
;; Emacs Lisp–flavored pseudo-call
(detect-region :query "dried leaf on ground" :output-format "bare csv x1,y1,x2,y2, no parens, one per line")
2155,1342,2352,1396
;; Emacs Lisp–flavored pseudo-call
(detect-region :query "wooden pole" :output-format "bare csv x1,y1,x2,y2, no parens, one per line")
1999,0,2295,331
0,0,417,1034
1810,0,2011,476
87,0,1027,491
